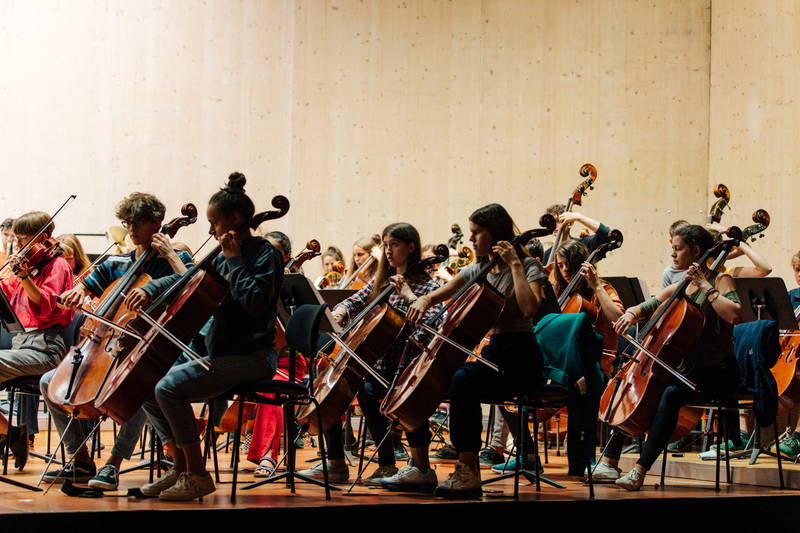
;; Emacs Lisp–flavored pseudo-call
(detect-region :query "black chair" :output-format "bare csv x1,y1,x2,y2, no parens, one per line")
658,392,784,491
481,383,595,498
225,304,334,503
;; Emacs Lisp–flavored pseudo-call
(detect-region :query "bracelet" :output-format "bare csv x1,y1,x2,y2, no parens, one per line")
18,275,28,281
707,289,720,303
704,286,718,296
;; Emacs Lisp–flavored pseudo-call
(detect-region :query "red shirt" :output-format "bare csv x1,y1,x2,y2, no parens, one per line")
0,257,74,330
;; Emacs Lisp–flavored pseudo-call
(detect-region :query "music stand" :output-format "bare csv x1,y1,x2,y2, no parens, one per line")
605,277,644,309
318,289,358,308
724,277,796,464
734,277,797,330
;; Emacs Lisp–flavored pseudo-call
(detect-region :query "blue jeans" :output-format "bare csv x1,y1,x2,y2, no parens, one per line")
40,368,147,459
142,354,275,449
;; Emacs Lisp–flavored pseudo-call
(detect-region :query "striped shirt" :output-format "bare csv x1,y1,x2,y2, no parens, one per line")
338,275,445,375
82,250,194,297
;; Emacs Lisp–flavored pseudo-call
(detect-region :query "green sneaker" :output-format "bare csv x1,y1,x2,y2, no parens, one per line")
667,435,692,453
777,434,800,457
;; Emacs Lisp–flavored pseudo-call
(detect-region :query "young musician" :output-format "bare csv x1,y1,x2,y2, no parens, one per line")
662,220,690,288
56,234,91,277
124,173,283,501
593,224,742,490
41,193,193,488
791,251,800,310
386,203,548,498
542,204,612,263
345,236,380,286
298,222,444,485
552,240,624,324
0,212,74,469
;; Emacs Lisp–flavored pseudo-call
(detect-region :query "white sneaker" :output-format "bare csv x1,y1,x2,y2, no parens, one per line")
381,463,438,493
363,465,399,487
434,462,482,499
297,461,349,483
589,461,622,483
140,469,180,497
615,467,646,491
698,440,742,460
159,471,216,501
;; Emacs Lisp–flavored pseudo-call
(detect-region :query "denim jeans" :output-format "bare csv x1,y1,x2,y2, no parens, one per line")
142,354,275,448
40,368,147,458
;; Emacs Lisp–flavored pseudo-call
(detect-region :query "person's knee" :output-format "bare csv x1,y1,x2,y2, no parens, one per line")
154,377,180,404
39,369,54,396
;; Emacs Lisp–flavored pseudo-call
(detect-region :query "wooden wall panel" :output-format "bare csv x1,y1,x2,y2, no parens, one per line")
709,0,800,292
0,0,712,287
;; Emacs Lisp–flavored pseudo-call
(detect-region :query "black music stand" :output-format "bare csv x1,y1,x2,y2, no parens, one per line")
605,277,648,309
0,288,41,491
318,289,358,308
726,277,797,464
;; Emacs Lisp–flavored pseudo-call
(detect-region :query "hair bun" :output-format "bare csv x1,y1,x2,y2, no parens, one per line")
225,172,247,193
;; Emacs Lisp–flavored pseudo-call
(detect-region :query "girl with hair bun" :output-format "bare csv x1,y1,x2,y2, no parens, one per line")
125,172,284,501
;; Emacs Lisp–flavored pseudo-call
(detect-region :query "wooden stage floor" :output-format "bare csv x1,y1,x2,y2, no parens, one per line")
0,430,799,530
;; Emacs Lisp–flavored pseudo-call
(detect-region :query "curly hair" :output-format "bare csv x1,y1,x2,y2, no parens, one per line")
114,193,166,224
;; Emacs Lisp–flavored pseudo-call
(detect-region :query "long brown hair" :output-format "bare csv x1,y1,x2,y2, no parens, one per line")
552,239,592,297
370,223,424,301
348,236,379,278
56,234,90,275
469,203,524,263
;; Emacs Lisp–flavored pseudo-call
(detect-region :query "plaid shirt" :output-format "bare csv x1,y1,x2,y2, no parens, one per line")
338,276,445,375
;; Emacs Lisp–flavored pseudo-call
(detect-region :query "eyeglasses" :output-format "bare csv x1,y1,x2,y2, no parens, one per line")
120,219,144,230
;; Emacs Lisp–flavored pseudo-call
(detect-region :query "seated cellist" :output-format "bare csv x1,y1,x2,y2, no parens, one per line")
42,193,192,488
593,224,742,490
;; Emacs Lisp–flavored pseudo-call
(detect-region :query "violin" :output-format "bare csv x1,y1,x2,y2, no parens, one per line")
297,245,451,434
94,196,290,424
0,195,77,280
317,260,345,289
10,237,65,280
558,230,624,377
285,239,321,273
382,214,558,431
545,164,598,270
47,204,199,419
339,234,382,290
598,227,743,439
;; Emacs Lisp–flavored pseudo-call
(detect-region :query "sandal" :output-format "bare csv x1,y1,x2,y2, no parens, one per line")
253,456,277,478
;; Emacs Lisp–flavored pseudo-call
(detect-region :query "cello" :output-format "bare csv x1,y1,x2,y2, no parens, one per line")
598,227,744,438
47,204,198,419
557,230,623,377
296,244,451,434
544,164,598,271
94,196,290,424
285,240,321,273
381,214,557,431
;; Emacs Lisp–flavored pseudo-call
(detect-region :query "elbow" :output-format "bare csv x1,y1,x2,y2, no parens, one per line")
760,266,773,277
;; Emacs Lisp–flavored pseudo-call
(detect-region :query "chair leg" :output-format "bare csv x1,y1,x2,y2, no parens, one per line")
660,445,667,488
775,418,785,489
722,406,731,484
3,388,15,475
542,417,549,465
514,402,523,499
314,400,331,501
230,400,245,504
713,408,721,492
531,407,541,493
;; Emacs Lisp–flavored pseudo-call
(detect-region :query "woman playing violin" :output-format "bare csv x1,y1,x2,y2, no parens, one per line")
298,223,445,485
387,204,548,499
553,240,624,325
593,224,742,490
0,212,74,470
124,173,283,501
41,193,193,489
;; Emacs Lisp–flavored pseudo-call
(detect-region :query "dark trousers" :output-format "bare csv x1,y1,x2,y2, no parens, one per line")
605,364,739,469
449,332,543,454
325,376,431,466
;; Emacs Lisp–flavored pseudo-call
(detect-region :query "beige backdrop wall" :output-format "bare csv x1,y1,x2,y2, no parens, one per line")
0,0,788,294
